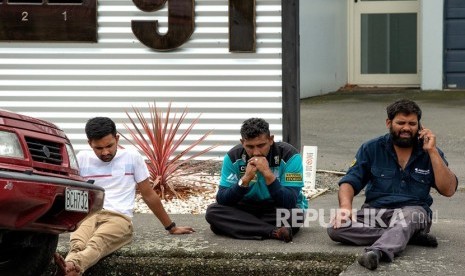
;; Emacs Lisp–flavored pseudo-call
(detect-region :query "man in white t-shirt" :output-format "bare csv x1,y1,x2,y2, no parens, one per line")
54,117,194,276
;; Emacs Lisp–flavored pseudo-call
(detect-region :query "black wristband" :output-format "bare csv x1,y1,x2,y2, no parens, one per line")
165,221,176,231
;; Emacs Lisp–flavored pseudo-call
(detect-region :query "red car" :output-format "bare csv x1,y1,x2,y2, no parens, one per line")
0,109,104,276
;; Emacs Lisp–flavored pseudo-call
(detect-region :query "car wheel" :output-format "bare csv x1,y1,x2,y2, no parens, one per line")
0,231,58,276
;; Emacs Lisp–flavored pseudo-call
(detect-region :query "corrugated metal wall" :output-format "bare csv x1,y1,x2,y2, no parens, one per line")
444,0,465,88
0,0,283,159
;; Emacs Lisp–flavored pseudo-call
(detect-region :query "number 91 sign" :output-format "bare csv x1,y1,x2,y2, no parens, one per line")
132,0,255,52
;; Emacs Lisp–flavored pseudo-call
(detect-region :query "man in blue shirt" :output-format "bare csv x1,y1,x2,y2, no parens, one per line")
205,118,308,242
327,99,457,270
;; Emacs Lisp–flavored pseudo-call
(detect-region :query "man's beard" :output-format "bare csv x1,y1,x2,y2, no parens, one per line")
99,149,116,162
390,127,418,148
100,154,114,162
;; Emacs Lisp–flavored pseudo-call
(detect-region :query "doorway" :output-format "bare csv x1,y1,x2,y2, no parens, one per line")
349,0,420,86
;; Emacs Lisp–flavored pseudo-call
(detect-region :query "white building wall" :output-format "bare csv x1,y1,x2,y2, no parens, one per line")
0,0,283,159
421,0,444,90
300,0,445,94
299,0,348,98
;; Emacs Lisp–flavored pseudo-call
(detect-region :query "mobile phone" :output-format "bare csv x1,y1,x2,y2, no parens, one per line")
418,121,424,146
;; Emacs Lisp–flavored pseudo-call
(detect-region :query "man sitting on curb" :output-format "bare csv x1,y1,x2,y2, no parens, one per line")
327,99,458,270
54,117,194,276
205,118,308,242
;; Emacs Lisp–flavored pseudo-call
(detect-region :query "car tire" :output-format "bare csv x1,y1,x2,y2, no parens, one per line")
0,231,59,276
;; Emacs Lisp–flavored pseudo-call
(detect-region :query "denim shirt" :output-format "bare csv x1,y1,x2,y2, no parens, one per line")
339,134,448,215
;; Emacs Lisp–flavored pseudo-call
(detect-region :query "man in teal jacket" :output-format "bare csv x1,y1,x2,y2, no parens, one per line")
206,118,308,242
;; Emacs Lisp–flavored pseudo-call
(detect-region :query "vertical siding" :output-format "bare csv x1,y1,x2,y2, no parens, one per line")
444,0,465,88
0,0,282,158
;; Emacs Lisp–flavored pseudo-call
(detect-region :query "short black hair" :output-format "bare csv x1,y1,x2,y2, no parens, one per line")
386,99,422,121
85,117,117,141
240,118,270,139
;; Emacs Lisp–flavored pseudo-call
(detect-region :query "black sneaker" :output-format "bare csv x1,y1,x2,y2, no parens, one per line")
409,232,438,247
357,250,381,270
271,227,293,243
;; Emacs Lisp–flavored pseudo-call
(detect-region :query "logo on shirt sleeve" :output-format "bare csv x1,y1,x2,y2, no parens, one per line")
350,158,357,167
226,173,239,183
285,173,303,182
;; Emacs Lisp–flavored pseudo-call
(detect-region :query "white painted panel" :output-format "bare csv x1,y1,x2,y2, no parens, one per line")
299,0,348,98
421,0,443,90
0,0,283,159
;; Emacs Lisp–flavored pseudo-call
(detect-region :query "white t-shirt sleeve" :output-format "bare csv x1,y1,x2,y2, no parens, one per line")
132,151,150,184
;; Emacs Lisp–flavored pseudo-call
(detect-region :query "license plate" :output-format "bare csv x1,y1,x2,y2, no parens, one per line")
65,188,89,213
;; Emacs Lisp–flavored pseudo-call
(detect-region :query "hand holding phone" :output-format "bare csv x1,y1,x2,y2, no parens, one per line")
417,122,436,151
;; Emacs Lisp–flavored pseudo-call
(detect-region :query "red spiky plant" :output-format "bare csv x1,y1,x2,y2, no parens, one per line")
120,102,217,200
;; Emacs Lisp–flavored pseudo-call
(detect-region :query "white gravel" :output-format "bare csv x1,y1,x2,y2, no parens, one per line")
134,171,344,214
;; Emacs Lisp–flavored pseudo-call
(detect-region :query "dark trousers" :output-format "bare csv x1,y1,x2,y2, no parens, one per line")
205,202,302,240
327,205,431,261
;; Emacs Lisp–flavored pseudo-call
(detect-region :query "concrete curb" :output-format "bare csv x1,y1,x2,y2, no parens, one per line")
43,191,465,276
